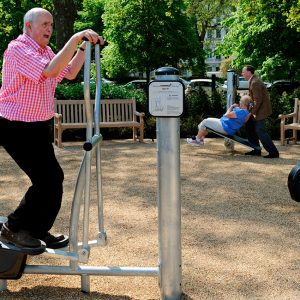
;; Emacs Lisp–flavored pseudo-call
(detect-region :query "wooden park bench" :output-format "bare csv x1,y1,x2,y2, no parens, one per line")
54,99,145,148
279,98,300,145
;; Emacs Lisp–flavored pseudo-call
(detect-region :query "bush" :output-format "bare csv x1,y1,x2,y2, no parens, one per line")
55,82,299,141
55,82,146,103
55,83,84,99
210,90,227,117
144,116,156,141
180,89,226,137
180,115,204,137
267,87,300,139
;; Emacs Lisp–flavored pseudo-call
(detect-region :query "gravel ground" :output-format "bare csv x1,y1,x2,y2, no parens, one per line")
0,138,300,300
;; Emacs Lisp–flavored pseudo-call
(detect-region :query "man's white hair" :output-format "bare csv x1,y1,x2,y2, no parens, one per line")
23,7,51,33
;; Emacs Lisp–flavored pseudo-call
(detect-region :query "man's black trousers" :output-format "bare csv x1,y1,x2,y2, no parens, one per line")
0,118,64,238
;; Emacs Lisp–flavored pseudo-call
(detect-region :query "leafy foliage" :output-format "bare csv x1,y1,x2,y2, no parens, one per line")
101,0,199,80
55,82,146,108
0,1,53,67
284,0,300,32
266,88,300,139
181,88,226,137
219,0,300,81
74,0,105,33
185,0,237,76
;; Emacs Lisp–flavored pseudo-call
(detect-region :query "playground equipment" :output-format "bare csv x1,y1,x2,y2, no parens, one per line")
205,126,261,150
223,69,239,152
0,43,182,300
149,67,184,299
210,69,256,152
288,164,300,202
226,69,239,110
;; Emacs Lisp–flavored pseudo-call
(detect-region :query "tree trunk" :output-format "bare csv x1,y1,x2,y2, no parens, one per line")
53,0,76,50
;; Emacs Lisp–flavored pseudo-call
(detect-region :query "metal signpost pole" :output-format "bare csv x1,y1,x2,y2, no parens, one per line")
149,67,183,300
226,69,237,109
224,69,238,152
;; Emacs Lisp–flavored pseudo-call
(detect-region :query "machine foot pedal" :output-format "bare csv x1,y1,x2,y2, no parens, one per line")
0,242,27,279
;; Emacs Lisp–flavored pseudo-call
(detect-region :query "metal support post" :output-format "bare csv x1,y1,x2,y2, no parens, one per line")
0,279,7,291
224,69,238,152
157,117,181,299
149,67,183,300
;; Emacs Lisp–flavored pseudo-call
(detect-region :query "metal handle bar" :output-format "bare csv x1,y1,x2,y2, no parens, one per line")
83,41,101,150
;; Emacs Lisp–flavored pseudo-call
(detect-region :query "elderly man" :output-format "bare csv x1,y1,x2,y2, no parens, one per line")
0,7,104,254
242,65,279,158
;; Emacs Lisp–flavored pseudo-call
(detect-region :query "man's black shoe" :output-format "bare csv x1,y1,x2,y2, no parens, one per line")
0,224,46,255
245,150,261,156
1,221,69,249
264,153,279,158
40,232,69,249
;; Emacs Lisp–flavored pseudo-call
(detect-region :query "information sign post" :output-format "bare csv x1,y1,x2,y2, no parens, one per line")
149,67,183,300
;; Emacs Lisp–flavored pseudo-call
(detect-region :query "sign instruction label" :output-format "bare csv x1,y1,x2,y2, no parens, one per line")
149,80,184,117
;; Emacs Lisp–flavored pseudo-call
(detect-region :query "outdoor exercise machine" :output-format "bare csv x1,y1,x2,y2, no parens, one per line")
0,42,182,300
206,69,260,151
205,126,261,151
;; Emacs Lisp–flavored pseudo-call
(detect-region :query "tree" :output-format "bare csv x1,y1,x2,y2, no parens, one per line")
0,0,53,69
53,0,77,50
184,0,237,76
74,0,105,33
219,0,300,81
0,0,81,55
101,0,199,81
284,0,300,32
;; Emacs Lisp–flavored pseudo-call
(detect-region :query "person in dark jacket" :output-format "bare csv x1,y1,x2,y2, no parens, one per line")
242,65,279,158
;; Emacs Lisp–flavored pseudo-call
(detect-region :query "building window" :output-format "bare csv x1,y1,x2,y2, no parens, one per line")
207,29,212,39
216,29,221,39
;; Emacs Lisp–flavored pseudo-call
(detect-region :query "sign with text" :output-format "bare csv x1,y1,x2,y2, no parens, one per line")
149,80,184,117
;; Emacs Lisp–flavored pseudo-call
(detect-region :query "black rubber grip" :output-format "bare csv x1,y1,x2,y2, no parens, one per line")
83,141,93,151
82,36,108,46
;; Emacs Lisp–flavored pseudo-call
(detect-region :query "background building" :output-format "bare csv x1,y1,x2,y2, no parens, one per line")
204,17,227,78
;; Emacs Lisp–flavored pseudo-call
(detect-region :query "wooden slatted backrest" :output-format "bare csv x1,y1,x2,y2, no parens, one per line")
55,99,136,123
100,99,136,123
55,100,86,123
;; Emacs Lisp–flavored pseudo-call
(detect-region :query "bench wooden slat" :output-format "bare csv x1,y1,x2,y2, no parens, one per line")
54,99,145,148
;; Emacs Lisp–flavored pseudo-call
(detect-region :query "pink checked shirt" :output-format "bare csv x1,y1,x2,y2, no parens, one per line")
0,34,70,122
